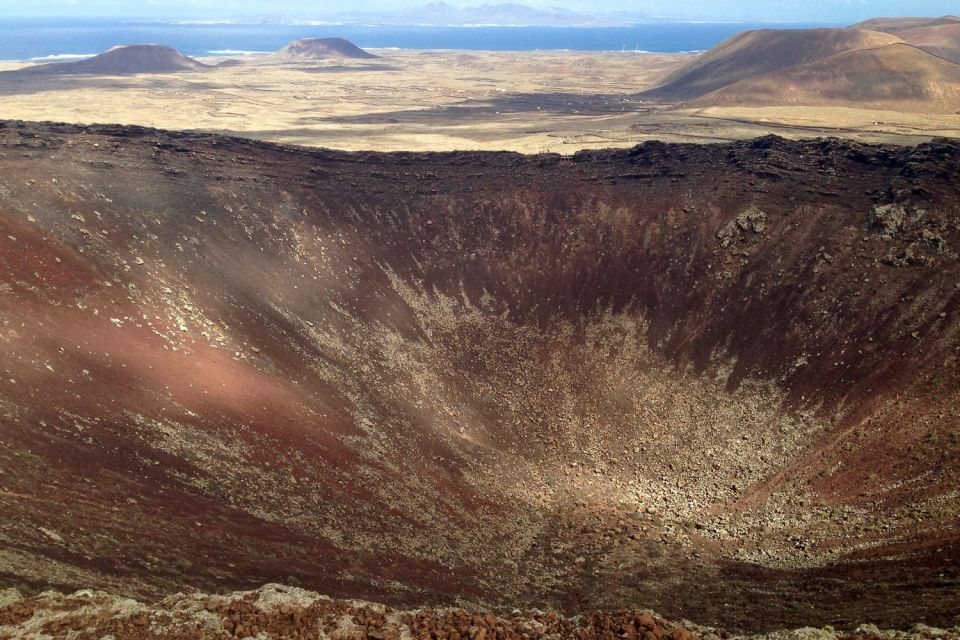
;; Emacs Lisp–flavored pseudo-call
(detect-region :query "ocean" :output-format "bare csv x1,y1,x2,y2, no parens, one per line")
0,18,839,60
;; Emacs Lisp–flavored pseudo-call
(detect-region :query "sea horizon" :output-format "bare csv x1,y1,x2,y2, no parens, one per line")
0,18,843,60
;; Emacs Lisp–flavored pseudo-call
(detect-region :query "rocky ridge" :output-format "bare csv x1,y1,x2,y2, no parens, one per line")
1,585,959,640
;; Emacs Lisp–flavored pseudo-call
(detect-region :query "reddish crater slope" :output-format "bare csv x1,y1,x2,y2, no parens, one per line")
0,122,959,632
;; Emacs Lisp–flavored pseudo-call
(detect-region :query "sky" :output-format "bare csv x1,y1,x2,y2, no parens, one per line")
2,0,958,23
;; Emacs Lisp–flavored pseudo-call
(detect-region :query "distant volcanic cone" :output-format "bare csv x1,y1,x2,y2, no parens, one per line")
5,44,209,77
268,37,378,62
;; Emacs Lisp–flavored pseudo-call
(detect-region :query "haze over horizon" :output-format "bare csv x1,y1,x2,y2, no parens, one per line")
1,0,958,24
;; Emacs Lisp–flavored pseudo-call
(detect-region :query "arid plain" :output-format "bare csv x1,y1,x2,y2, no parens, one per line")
1,48,959,152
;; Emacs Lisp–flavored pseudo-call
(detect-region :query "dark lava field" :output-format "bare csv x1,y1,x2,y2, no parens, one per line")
0,120,959,635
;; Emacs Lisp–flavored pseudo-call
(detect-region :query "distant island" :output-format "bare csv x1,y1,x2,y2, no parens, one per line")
178,2,626,27
336,2,620,27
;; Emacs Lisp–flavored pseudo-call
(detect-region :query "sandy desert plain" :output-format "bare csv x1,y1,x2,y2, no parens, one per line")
1,48,959,152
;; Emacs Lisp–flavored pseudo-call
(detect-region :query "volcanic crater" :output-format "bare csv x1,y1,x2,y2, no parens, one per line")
0,121,959,633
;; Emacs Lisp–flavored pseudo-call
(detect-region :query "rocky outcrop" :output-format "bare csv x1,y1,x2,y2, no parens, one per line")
2,585,958,640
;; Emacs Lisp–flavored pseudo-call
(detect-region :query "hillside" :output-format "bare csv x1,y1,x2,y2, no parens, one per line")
895,23,960,63
1,45,208,77
847,16,960,63
266,38,377,62
0,121,959,630
852,15,960,32
692,42,960,113
642,28,903,101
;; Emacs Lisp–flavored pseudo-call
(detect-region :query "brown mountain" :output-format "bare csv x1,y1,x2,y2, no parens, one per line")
847,16,960,63
893,23,960,63
2,45,208,77
693,42,960,113
1,121,959,630
643,25,960,113
641,28,903,101
852,15,960,32
266,37,377,62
